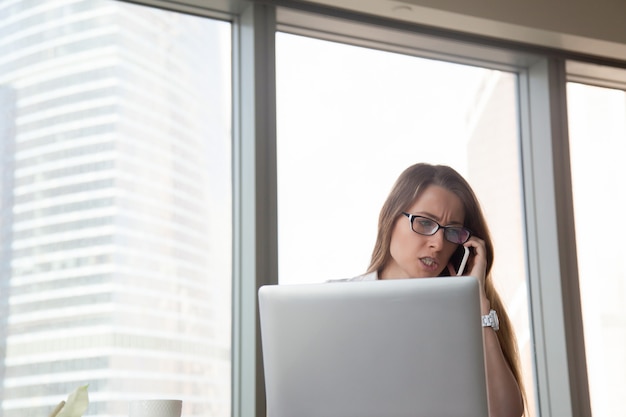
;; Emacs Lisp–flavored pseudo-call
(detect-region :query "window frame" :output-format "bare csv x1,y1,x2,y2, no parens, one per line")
112,1,626,416
562,62,626,417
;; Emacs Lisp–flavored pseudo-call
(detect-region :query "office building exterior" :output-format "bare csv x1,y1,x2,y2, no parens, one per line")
0,1,231,416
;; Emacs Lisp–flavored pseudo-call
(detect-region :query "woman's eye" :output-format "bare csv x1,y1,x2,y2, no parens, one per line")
418,220,434,228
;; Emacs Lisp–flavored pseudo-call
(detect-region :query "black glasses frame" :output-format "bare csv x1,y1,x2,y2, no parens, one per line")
401,212,472,244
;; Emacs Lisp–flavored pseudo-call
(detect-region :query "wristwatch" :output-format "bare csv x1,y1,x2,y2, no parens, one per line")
481,309,499,331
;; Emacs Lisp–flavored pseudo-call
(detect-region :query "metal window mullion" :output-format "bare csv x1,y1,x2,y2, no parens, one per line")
232,3,277,417
519,57,591,417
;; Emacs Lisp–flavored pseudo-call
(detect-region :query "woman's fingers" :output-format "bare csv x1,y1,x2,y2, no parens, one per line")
465,237,487,285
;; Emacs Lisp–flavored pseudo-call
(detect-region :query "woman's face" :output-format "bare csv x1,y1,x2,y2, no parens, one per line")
380,184,465,279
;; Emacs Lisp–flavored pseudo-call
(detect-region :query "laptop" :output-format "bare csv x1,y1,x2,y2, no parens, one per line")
258,276,488,417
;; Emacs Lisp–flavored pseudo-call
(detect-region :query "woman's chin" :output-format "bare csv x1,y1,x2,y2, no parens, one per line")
415,267,447,278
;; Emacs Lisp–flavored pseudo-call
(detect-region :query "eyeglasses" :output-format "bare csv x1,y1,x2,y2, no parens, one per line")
401,212,471,244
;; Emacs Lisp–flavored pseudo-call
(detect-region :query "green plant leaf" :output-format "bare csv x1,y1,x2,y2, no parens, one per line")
56,385,89,417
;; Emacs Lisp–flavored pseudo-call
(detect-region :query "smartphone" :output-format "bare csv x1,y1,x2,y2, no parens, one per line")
443,245,470,277
456,246,470,276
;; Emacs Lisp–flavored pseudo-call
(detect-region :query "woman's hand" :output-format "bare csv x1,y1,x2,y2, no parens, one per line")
446,237,487,282
462,236,488,286
447,236,490,311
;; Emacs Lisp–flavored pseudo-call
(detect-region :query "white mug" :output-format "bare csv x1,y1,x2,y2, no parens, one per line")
128,399,182,417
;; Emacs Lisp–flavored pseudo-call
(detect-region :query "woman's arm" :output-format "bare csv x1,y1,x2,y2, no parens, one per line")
480,297,524,417
461,237,524,417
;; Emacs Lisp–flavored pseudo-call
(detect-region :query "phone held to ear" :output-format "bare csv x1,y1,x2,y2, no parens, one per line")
456,246,470,276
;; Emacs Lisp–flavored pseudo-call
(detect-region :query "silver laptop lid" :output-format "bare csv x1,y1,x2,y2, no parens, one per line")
258,276,488,417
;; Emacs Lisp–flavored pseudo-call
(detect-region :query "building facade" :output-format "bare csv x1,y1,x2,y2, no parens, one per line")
0,1,231,416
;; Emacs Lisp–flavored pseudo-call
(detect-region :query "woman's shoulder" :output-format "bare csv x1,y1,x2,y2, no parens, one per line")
327,271,378,282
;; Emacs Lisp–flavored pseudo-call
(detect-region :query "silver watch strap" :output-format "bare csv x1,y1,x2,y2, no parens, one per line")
481,309,499,331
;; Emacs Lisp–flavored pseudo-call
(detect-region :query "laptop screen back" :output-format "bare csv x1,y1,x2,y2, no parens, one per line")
258,276,488,417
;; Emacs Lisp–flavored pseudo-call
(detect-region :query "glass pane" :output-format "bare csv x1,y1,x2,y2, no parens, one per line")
0,1,232,417
567,80,626,417
276,32,536,416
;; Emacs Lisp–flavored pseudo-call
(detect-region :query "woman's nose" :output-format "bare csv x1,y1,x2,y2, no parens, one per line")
428,229,446,249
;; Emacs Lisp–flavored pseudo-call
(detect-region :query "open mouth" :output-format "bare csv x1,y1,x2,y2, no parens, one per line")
420,257,438,269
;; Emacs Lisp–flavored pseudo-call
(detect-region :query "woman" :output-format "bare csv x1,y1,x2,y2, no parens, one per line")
358,163,525,417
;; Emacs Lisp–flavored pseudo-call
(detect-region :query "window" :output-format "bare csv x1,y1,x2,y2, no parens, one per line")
0,1,232,416
276,31,536,416
567,67,626,417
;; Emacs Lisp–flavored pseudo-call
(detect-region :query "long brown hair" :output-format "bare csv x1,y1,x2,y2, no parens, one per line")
367,163,526,409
